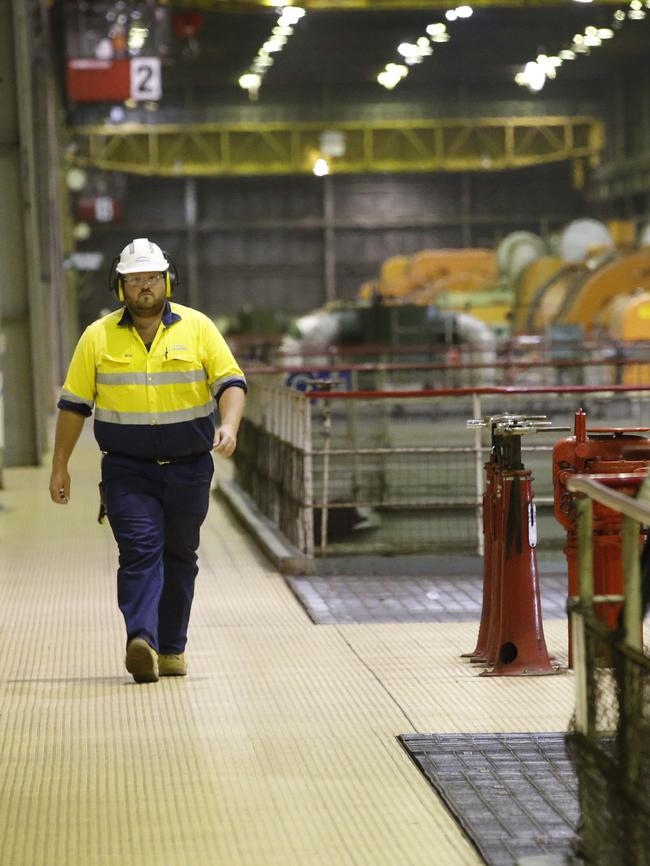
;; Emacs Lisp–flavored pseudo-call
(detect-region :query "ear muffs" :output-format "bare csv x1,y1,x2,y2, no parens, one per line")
161,251,179,298
108,251,180,301
108,255,123,300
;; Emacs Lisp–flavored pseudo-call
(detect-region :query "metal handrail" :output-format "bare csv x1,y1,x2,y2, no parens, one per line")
567,474,650,526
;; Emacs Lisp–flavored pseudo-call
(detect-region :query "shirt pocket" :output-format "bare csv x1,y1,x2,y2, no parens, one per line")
96,354,138,410
97,353,134,378
161,351,209,403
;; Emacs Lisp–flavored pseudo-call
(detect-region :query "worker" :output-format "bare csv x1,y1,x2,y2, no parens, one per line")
48,238,247,684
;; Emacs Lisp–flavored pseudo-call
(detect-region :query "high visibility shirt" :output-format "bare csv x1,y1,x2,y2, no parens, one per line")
58,301,247,459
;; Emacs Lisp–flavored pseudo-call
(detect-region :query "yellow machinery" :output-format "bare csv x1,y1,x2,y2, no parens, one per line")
361,219,650,339
525,250,650,333
359,248,510,327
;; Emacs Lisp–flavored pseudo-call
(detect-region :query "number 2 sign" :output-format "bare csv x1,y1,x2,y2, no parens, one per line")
130,57,162,101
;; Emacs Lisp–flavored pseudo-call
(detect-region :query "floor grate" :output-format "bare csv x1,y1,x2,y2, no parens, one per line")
400,732,579,866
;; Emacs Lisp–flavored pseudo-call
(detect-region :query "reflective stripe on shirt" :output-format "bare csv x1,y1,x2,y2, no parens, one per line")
95,400,215,426
96,370,208,386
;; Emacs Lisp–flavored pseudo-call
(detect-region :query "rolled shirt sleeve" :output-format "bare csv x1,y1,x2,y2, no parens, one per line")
57,327,96,417
201,317,247,402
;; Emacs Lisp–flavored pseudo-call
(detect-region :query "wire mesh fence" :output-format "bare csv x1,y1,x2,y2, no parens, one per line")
567,615,650,866
234,378,650,557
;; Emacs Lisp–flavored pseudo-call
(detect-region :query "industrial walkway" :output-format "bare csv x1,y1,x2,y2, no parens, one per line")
0,433,575,866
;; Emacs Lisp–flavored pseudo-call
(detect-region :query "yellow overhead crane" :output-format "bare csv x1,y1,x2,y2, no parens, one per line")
68,116,603,177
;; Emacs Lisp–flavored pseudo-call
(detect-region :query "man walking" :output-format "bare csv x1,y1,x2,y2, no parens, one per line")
49,238,247,683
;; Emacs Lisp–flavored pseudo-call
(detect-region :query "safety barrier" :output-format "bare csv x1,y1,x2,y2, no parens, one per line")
235,379,650,558
246,353,650,391
565,474,650,866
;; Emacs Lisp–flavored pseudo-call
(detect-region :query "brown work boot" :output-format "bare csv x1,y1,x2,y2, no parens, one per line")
125,637,159,683
158,653,187,677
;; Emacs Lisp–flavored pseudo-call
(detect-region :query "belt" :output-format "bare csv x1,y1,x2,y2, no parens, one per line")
104,452,208,465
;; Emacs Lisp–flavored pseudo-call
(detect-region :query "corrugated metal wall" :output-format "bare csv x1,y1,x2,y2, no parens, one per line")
79,162,588,327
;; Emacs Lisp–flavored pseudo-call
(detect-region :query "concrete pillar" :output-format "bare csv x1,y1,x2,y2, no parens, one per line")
0,0,50,467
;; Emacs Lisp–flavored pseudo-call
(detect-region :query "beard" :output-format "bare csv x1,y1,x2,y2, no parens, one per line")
125,292,166,319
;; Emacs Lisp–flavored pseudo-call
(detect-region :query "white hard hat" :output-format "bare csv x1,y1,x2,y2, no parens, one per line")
115,238,169,275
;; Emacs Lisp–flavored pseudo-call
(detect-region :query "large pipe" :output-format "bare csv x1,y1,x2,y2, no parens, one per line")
454,311,498,385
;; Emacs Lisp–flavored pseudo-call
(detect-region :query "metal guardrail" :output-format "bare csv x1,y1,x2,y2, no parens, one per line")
565,473,650,866
235,378,650,557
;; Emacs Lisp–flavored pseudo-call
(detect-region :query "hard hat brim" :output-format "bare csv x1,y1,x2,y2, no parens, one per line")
115,262,170,274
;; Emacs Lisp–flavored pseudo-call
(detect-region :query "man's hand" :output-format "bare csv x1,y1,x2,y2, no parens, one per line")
213,424,238,458
49,467,70,504
49,409,86,505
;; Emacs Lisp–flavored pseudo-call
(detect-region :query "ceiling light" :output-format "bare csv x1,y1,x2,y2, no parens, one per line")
430,32,450,42
614,9,626,20
239,73,261,90
445,9,458,20
455,5,473,17
278,6,305,25
426,23,447,36
313,158,330,176
628,9,647,17
397,42,418,57
524,61,546,91
128,25,149,51
597,28,615,38
583,34,602,46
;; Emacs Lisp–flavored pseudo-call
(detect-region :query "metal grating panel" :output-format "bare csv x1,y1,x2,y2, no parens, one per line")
400,733,579,866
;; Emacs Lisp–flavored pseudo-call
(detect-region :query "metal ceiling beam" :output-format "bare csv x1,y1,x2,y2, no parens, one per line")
173,0,623,8
68,117,604,177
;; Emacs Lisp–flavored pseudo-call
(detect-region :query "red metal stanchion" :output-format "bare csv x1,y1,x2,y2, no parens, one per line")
463,415,562,676
481,467,557,676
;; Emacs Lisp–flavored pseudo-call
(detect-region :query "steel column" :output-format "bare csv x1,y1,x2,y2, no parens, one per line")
0,0,48,467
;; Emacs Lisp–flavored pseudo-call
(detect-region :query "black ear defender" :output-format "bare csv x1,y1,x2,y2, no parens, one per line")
161,250,180,299
108,250,180,301
108,255,124,301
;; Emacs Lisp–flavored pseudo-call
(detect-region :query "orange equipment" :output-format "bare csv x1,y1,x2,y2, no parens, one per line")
552,409,650,665
464,414,559,676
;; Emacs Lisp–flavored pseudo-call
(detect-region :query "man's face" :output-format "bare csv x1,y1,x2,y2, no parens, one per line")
122,271,167,318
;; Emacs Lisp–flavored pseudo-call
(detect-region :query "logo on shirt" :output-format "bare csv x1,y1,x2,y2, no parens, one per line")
170,344,188,351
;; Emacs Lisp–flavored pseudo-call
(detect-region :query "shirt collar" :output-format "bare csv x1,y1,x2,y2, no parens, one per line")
117,301,182,328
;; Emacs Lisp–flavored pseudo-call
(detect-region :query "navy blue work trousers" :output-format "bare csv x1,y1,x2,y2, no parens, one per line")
101,452,214,654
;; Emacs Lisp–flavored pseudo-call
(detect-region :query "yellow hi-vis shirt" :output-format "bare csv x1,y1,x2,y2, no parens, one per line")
58,302,247,459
